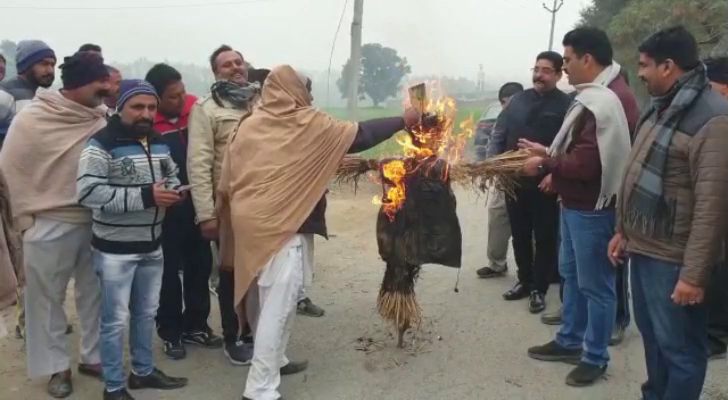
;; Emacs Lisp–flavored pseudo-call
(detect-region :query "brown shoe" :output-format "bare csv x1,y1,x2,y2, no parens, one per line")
78,363,103,381
47,370,73,398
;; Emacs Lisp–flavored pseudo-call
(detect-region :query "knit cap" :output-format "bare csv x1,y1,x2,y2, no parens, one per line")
16,40,56,74
60,52,109,90
117,79,159,112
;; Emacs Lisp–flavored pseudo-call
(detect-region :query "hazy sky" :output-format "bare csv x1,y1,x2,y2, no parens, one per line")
1,0,591,83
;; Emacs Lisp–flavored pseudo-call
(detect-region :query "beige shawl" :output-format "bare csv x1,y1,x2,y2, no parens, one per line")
0,170,22,311
219,65,357,313
0,89,107,230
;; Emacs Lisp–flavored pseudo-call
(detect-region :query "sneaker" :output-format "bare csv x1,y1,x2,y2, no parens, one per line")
541,307,563,325
476,266,507,279
297,298,325,317
224,341,254,366
47,370,73,398
77,363,103,381
609,325,625,346
527,340,581,363
565,362,607,387
280,359,308,375
528,291,546,314
503,282,530,301
104,388,136,400
128,368,187,390
182,330,223,349
164,340,187,360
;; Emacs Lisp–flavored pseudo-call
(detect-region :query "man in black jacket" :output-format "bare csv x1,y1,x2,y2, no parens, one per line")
488,51,571,313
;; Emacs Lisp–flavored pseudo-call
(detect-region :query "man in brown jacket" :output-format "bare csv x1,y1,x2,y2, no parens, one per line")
608,26,728,400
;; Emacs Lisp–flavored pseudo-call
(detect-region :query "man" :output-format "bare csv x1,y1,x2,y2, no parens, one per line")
609,26,728,400
488,51,571,313
187,45,260,365
0,54,6,83
701,56,728,361
78,43,102,55
145,63,222,360
522,27,638,387
0,51,109,399
77,79,188,400
0,40,56,147
104,66,122,116
220,65,420,400
476,82,523,279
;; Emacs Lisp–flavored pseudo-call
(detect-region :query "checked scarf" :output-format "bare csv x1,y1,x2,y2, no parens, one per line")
211,80,261,110
626,63,709,237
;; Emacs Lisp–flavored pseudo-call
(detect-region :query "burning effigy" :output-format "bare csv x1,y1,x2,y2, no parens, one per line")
337,83,529,347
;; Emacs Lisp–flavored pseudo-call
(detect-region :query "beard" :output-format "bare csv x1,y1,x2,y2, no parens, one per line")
131,119,154,135
29,73,55,88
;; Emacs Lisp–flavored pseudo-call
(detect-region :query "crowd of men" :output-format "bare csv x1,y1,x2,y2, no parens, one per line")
1,23,728,400
478,25,728,398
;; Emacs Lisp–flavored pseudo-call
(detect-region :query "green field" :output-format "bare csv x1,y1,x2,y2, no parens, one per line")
324,106,485,158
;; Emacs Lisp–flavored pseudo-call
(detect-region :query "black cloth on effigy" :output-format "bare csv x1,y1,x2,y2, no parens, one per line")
375,157,462,269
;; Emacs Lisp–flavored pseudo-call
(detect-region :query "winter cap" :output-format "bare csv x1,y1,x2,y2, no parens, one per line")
60,52,109,90
117,79,159,112
704,57,728,85
16,40,56,74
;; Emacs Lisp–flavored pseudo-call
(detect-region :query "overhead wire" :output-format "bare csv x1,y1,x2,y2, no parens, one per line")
0,0,278,10
326,0,350,109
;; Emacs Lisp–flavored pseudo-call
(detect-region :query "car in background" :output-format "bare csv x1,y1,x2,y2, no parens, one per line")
473,102,503,160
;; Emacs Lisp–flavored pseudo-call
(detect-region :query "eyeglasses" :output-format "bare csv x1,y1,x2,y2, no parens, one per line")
531,67,556,74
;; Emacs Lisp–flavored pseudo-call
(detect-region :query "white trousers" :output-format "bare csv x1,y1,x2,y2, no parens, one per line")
243,235,306,400
24,217,101,378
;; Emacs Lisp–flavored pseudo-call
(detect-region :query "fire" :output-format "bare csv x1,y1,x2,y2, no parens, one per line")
372,82,475,218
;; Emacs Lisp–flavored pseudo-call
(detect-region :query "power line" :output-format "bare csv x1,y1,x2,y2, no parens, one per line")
0,0,277,10
326,0,350,109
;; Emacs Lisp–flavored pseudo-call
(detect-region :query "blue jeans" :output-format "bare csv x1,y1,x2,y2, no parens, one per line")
94,248,164,392
555,207,616,367
631,254,708,400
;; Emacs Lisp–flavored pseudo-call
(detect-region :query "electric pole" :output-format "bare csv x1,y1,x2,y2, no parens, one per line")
347,0,364,120
543,0,564,51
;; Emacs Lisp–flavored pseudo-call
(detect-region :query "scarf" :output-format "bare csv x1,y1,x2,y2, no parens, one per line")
549,61,632,210
220,65,357,317
211,80,261,110
0,89,107,230
0,169,23,311
626,63,709,237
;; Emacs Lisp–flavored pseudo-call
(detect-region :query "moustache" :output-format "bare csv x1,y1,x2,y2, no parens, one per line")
96,89,111,98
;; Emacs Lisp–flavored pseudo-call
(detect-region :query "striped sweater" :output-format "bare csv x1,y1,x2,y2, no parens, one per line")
77,116,181,254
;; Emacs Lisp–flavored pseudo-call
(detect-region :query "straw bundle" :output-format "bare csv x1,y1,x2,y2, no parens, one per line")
377,262,422,348
448,149,531,196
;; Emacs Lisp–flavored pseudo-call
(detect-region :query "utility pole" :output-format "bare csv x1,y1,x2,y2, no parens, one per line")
347,0,364,120
543,0,564,51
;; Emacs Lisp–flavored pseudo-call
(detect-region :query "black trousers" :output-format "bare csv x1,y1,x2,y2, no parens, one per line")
706,262,728,351
217,267,243,344
156,204,213,342
505,185,559,294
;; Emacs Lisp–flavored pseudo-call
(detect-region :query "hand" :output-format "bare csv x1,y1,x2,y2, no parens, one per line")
539,174,553,193
607,232,627,266
518,138,549,157
200,218,219,241
152,180,181,207
402,107,421,127
522,156,543,176
671,280,705,306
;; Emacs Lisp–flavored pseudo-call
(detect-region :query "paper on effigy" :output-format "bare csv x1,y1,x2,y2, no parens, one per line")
408,83,427,114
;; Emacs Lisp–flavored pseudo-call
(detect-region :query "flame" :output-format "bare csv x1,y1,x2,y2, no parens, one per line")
373,81,475,218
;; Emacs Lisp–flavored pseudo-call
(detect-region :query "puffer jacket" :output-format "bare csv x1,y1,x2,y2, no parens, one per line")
617,87,728,287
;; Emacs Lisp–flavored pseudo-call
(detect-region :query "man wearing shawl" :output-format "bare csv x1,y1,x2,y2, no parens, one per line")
0,52,111,398
608,26,728,400
221,65,419,400
520,27,638,387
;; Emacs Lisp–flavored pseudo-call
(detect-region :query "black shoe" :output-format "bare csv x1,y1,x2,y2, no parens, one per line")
224,341,253,366
163,340,187,360
128,368,187,391
527,340,582,363
47,371,73,398
241,334,255,344
565,362,607,387
297,298,325,317
280,359,308,375
528,291,546,314
104,388,136,400
476,266,507,279
503,282,530,301
541,307,563,325
182,330,223,349
78,363,103,381
609,325,625,346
